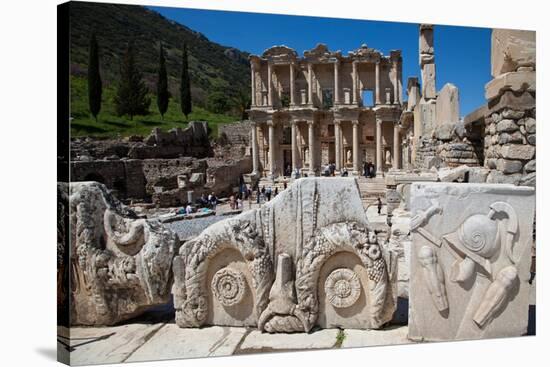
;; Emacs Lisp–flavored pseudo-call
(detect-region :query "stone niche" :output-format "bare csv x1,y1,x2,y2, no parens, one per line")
69,182,180,325
173,178,398,333
408,182,535,341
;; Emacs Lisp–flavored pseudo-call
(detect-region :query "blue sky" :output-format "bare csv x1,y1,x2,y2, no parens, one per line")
148,5,491,116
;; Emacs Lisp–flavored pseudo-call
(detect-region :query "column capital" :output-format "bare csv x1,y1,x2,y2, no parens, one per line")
352,120,359,126
266,120,275,127
334,119,341,126
376,117,383,126
307,120,315,126
290,119,298,126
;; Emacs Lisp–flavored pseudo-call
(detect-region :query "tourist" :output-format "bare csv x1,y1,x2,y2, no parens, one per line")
266,186,272,201
377,197,383,215
256,188,261,204
274,187,278,197
210,192,218,210
363,161,369,177
283,181,287,190
229,195,236,210
237,197,243,209
185,204,193,215
330,163,336,176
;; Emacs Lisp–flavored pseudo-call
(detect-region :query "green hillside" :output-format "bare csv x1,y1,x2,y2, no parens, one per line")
68,1,251,137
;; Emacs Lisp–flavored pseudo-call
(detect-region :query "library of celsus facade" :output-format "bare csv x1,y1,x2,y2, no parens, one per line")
248,43,404,177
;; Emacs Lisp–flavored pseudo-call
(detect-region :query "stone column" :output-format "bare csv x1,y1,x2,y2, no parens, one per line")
251,63,256,107
268,121,275,176
334,61,340,104
352,61,358,104
308,120,315,174
291,120,298,177
375,61,381,105
307,63,313,106
334,120,342,171
376,117,383,176
251,122,260,175
289,63,295,106
267,63,273,106
393,123,400,169
352,120,360,174
393,60,399,105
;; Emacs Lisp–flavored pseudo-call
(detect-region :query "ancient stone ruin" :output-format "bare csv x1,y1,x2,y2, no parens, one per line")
69,182,180,325
172,178,397,332
408,182,535,340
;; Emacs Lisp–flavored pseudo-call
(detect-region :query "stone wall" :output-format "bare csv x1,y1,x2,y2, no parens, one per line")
71,122,213,161
483,29,535,187
71,159,147,199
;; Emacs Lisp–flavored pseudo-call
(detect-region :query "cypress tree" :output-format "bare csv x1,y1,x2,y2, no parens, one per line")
156,43,169,120
114,41,150,120
180,42,192,120
88,33,102,122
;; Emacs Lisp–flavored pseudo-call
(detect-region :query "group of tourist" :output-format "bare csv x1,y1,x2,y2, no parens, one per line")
256,184,280,203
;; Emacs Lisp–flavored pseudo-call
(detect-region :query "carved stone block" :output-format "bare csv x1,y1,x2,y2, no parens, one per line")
173,178,397,332
69,182,180,325
409,182,535,341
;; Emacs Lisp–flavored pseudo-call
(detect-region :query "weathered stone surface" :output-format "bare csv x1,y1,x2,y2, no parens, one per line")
239,329,339,352
486,170,522,185
520,172,536,187
437,165,469,182
341,325,410,348
524,160,535,173
126,324,247,362
173,178,397,332
496,159,524,174
500,144,535,160
422,63,436,100
498,131,523,145
501,109,525,120
488,90,536,113
468,167,490,183
419,101,437,135
524,117,536,134
491,29,536,77
435,83,459,125
69,182,179,325
68,323,166,365
433,122,456,141
485,71,536,101
527,134,536,145
496,119,518,133
409,182,535,341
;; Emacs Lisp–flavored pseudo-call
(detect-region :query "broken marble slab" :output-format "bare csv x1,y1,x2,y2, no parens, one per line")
408,182,535,341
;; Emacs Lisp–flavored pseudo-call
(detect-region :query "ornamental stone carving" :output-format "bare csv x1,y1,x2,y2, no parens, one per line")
325,268,361,308
211,268,247,307
68,182,179,326
172,177,398,332
409,182,535,341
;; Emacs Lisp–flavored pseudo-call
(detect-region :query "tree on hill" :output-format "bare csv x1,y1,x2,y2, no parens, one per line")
114,41,150,120
88,33,102,121
180,42,192,120
233,89,250,121
156,43,169,119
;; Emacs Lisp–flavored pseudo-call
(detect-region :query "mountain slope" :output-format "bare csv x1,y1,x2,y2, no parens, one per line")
69,1,251,107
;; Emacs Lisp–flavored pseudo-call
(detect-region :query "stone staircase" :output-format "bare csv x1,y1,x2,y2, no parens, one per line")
356,176,386,208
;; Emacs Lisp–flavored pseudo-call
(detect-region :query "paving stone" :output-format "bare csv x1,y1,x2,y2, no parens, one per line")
126,324,247,362
341,326,411,348
238,328,340,353
68,323,166,365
